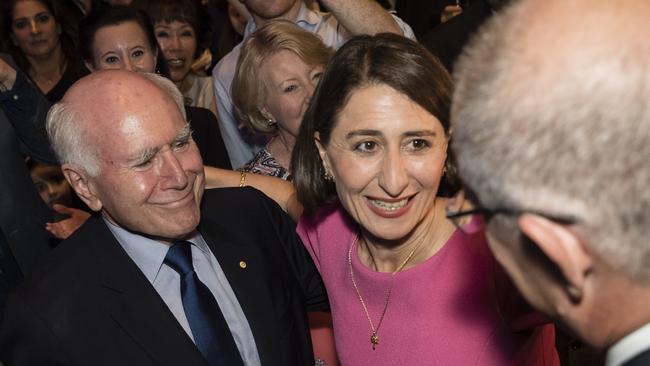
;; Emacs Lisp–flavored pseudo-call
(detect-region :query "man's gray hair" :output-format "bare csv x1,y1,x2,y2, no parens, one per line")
451,0,650,281
46,72,187,176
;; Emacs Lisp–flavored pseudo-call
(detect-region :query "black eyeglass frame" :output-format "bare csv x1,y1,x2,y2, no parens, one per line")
445,206,578,233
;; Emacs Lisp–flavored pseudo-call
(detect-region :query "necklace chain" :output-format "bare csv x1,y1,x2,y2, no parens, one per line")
348,235,425,350
348,200,437,350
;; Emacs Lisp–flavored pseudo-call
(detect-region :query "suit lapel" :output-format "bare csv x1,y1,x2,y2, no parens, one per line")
89,218,207,366
199,217,276,365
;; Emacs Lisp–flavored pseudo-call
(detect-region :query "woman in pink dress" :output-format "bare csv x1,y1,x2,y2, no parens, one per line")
206,33,559,365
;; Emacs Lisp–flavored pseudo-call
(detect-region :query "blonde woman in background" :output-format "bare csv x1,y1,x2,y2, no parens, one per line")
232,20,334,180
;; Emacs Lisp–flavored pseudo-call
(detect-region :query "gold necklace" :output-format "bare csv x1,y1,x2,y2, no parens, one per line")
348,200,438,350
348,235,426,350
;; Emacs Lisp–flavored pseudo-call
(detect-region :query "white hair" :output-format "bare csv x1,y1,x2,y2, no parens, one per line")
46,72,187,176
452,0,650,281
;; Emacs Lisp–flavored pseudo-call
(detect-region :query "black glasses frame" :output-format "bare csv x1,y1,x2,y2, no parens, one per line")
445,206,578,233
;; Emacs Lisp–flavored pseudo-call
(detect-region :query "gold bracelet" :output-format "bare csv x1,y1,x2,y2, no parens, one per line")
239,171,247,187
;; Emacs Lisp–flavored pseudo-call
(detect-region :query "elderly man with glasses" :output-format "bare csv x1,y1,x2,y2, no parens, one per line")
448,0,650,366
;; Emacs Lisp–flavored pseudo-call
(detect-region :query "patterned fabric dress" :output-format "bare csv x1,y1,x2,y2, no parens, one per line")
240,148,292,181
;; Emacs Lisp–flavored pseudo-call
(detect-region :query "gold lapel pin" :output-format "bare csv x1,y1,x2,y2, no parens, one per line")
239,261,247,269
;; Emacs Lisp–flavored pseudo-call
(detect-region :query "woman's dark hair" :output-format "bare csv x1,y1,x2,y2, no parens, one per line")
2,0,78,74
79,5,170,77
292,33,455,214
141,0,205,58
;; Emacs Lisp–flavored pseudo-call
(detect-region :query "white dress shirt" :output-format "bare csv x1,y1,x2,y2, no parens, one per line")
606,322,650,366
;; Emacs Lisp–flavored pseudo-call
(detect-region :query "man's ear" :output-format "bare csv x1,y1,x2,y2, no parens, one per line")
314,132,331,176
62,164,103,212
518,214,593,302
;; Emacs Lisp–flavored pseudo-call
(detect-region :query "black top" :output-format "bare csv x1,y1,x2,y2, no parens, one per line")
395,0,449,39
44,55,90,103
186,106,232,170
421,0,494,72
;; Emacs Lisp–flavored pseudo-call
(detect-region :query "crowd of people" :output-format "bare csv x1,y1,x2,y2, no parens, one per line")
1,0,649,365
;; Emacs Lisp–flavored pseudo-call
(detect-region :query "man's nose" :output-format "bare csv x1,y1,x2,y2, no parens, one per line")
159,151,188,190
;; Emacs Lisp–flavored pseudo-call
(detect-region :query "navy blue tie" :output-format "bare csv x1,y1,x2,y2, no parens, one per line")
164,241,244,366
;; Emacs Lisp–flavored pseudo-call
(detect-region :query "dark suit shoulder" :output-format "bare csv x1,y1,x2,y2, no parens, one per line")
198,187,328,364
0,215,206,365
200,186,327,302
13,216,113,304
201,186,286,221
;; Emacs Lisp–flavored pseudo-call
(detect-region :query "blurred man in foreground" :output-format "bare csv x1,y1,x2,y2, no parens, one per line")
450,1,650,365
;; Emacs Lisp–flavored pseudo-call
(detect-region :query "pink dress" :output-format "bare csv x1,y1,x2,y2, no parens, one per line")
297,204,559,366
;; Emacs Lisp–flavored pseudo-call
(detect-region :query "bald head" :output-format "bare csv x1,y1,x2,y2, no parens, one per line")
452,0,650,279
63,70,182,121
47,70,186,176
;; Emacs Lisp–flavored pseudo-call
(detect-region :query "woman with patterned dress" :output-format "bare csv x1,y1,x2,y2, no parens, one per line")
231,20,333,181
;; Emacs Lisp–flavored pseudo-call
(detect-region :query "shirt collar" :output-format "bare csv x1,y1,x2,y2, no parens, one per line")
606,322,650,366
104,217,208,283
294,1,321,27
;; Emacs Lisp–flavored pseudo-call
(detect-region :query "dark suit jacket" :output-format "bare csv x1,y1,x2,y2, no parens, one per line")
624,347,650,366
0,57,57,320
0,188,328,365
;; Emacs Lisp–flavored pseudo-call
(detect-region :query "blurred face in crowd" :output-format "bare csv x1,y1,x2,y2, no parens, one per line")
11,0,61,59
260,49,324,144
243,0,300,21
89,21,157,73
30,163,72,208
154,20,197,83
66,72,204,240
318,84,448,244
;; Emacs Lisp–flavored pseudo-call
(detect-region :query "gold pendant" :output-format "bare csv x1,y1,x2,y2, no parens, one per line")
371,333,379,349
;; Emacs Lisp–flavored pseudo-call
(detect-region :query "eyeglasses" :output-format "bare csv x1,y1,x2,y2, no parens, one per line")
445,205,578,234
